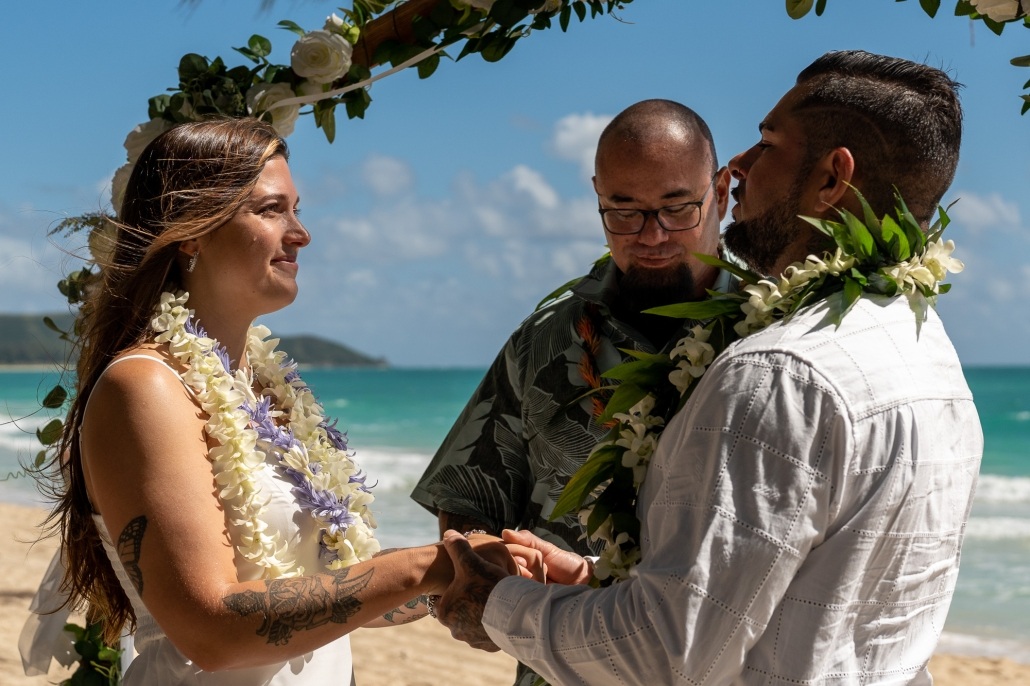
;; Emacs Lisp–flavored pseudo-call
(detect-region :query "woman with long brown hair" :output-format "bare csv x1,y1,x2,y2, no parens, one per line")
26,118,517,685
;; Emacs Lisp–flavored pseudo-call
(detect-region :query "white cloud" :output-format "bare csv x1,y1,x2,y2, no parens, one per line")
550,112,612,180
947,190,1021,233
361,154,414,197
505,165,559,210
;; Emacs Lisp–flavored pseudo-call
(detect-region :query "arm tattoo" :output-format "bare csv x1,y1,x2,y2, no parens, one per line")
439,511,497,538
223,568,373,646
382,596,425,624
116,515,147,596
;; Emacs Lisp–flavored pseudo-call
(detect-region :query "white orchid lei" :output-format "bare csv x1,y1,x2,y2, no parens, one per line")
151,291,380,578
551,190,965,584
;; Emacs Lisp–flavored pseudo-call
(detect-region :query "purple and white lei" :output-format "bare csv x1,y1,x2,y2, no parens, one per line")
151,291,379,578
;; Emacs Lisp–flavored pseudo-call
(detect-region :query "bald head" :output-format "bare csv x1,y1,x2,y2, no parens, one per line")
596,99,718,173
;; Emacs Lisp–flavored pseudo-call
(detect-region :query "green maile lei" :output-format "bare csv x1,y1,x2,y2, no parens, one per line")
550,189,965,584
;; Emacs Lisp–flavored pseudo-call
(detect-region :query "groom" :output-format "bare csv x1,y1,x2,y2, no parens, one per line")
434,50,983,684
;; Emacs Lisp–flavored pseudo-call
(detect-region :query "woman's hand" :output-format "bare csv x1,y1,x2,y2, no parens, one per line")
502,529,593,585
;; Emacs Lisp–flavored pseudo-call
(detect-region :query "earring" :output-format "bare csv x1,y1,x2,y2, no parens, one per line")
187,251,199,273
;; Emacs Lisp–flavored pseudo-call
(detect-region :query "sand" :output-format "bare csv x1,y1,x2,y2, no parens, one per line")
3,502,1027,685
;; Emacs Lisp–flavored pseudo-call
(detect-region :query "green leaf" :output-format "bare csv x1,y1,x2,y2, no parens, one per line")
42,385,68,409
598,383,648,423
585,499,611,536
416,53,441,79
559,3,572,30
551,447,620,518
1011,55,1030,68
43,316,66,335
277,20,307,37
644,298,743,320
36,419,64,446
838,276,864,323
814,0,828,15
879,215,910,262
693,252,762,284
573,0,587,21
178,53,209,82
601,358,673,387
785,0,815,20
954,0,976,17
34,450,47,468
918,0,941,18
248,34,272,58
233,46,261,63
841,210,875,261
618,348,674,365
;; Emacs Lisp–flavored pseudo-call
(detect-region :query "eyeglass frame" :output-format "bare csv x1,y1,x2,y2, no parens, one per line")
597,171,720,235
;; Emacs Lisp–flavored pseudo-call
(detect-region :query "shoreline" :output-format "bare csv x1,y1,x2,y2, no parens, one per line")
3,502,1030,684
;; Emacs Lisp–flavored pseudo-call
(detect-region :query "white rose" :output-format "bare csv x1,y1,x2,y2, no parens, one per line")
110,163,133,215
290,30,353,85
123,118,172,163
969,0,1025,21
246,82,300,137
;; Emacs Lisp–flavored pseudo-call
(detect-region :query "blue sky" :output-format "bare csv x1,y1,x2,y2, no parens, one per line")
2,1,1028,366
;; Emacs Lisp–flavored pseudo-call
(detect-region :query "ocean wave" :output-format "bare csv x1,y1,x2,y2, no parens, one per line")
975,474,1030,503
964,516,1030,541
937,630,1030,663
353,447,433,493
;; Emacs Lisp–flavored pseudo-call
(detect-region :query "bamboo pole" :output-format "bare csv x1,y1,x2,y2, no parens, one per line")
352,0,445,68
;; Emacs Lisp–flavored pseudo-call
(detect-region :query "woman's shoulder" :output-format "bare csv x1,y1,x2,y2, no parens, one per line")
89,345,195,416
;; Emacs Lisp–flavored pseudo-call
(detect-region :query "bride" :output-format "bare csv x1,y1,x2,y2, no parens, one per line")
29,118,516,684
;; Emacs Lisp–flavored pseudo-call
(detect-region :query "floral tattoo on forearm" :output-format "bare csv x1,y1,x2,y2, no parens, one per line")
223,568,372,645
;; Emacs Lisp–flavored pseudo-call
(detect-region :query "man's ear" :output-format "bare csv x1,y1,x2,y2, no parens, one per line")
591,175,599,195
713,166,731,220
810,147,855,215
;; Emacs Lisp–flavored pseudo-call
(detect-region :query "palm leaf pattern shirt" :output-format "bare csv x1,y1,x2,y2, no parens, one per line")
412,259,733,556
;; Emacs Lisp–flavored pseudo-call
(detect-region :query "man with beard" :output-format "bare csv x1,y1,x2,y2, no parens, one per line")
412,98,731,680
434,51,982,685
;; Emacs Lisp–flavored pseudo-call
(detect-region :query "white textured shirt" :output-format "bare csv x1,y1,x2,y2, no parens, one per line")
483,294,983,685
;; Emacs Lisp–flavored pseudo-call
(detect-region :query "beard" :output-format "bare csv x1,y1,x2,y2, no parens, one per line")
615,263,696,313
723,180,829,276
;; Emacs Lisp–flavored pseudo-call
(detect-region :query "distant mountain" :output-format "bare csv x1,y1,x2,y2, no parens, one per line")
0,314,387,367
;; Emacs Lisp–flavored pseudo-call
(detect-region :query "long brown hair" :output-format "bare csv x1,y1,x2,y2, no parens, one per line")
40,118,288,643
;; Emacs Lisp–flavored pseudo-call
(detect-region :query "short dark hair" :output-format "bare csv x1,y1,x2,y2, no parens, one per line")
597,99,718,172
793,50,963,223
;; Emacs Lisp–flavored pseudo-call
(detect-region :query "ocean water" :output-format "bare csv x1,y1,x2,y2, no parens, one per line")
2,366,1027,661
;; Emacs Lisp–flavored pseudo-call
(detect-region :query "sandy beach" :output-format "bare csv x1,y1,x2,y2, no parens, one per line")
3,502,1027,685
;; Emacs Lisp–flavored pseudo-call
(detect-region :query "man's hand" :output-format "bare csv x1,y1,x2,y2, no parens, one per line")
502,529,594,585
435,530,514,652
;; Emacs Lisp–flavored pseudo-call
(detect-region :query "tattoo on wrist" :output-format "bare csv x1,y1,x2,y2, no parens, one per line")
383,596,426,624
223,568,372,646
116,515,147,596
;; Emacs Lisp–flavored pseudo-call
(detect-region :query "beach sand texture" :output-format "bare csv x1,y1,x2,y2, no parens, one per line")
3,502,1027,685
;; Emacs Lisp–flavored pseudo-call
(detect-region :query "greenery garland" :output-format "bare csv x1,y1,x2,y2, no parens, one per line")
551,189,965,583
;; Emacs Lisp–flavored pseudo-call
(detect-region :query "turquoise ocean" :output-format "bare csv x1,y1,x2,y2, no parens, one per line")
2,366,1027,661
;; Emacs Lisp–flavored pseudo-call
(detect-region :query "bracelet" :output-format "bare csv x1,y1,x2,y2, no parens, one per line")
424,531,487,618
423,593,440,618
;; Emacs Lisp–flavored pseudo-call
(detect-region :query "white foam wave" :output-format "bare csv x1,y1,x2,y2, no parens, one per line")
937,630,1030,663
964,516,1030,540
352,447,432,493
975,474,1030,503
1014,410,1030,422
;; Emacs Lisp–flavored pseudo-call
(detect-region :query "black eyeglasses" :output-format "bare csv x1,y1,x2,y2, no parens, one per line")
598,172,718,235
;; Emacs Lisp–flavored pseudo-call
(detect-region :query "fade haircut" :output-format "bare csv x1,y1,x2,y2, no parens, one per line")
597,99,718,173
793,50,963,224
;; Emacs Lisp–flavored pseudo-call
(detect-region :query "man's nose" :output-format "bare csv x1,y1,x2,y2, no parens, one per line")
637,214,668,244
728,148,752,181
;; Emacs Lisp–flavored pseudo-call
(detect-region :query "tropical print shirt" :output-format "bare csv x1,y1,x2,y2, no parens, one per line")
412,259,733,555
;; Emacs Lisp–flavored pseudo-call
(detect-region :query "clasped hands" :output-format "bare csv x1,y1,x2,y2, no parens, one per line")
432,529,593,652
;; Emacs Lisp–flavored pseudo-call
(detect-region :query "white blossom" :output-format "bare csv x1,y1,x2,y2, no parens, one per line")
291,29,353,85
969,0,1026,21
246,82,301,137
123,118,172,163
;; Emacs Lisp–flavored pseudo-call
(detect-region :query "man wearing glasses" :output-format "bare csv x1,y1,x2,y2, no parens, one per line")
413,98,732,681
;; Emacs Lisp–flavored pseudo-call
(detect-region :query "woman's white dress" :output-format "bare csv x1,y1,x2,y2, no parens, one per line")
21,355,356,685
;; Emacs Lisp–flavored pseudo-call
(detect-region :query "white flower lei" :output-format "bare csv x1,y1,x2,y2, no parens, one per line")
553,193,966,583
151,291,380,578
